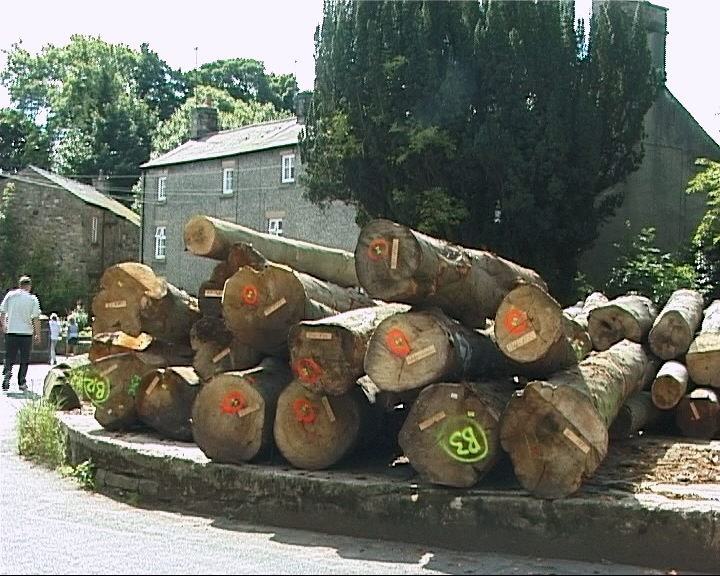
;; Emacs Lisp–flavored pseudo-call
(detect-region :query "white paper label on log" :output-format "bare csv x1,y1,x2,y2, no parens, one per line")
406,344,436,365
321,396,336,422
236,404,260,418
204,289,223,298
212,347,231,363
450,392,459,400
99,364,118,377
390,238,399,270
264,297,287,317
506,330,537,353
419,411,446,431
305,331,332,341
563,427,590,454
104,300,127,309
689,402,700,420
145,375,160,395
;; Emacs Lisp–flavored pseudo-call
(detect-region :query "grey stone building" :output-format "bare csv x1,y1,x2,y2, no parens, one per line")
139,109,359,295
0,165,140,298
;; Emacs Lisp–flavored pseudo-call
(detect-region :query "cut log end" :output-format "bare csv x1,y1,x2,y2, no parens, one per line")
183,215,217,257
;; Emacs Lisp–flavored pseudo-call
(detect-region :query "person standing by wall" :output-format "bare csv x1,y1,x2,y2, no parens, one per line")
48,312,61,365
0,275,41,392
66,315,80,357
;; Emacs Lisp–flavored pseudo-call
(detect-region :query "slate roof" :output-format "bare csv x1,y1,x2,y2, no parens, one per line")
140,116,301,169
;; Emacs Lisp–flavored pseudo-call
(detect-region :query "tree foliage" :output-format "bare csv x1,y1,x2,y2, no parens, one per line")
301,0,659,302
0,108,50,172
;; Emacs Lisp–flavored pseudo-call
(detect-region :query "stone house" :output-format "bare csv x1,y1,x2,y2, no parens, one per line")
0,165,141,300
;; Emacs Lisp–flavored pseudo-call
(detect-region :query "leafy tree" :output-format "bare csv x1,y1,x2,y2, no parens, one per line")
301,0,658,302
0,108,50,172
0,182,26,292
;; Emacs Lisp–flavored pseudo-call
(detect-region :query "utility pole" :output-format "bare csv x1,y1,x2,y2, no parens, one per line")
194,47,198,68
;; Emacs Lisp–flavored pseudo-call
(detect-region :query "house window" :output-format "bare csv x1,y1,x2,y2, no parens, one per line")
157,177,167,202
268,218,283,236
281,154,295,183
91,216,99,244
223,168,234,195
154,226,167,260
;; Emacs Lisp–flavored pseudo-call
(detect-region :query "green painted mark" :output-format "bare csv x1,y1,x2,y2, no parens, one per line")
438,416,489,463
128,374,141,397
83,373,110,405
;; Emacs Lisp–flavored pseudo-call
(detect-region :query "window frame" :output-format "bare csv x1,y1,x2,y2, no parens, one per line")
281,154,295,183
154,226,167,260
157,176,167,202
91,216,99,244
223,167,235,195
268,218,284,236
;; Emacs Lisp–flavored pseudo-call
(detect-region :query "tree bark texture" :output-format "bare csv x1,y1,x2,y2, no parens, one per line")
651,360,691,410
364,307,518,393
135,366,201,441
587,294,658,351
685,299,720,388
499,339,652,499
675,387,720,439
648,288,704,360
398,380,516,488
183,214,358,287
608,391,667,440
288,302,410,396
190,357,293,464
354,218,547,328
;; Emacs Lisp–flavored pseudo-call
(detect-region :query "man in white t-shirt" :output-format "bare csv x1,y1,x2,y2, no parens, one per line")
1,275,41,392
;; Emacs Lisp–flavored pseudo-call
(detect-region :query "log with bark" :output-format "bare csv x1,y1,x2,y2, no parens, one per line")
648,288,704,360
587,294,658,351
685,299,720,388
183,214,358,287
222,262,375,357
566,292,609,334
135,366,201,441
288,302,410,396
364,307,519,394
42,354,92,410
189,316,263,382
609,391,668,440
91,262,200,346
354,218,547,328
675,387,720,439
88,331,194,366
273,380,379,470
651,360,691,410
191,357,293,464
499,339,653,499
398,379,516,488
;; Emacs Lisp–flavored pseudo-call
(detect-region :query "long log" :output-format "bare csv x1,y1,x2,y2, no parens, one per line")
587,294,658,351
499,339,652,499
91,262,200,346
675,387,720,439
183,214,358,287
648,288,704,360
398,380,516,488
135,366,201,441
609,391,668,440
651,360,691,410
354,218,547,328
288,302,410,396
273,380,379,470
190,357,293,464
364,307,518,394
685,299,720,388
223,262,375,357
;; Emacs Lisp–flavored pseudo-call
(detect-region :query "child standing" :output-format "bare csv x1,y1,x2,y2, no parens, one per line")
66,315,80,356
48,313,61,365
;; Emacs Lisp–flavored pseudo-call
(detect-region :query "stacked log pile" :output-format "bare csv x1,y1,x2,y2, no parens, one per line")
56,215,717,501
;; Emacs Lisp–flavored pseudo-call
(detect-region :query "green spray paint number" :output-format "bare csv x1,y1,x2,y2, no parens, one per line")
440,417,489,463
84,374,110,405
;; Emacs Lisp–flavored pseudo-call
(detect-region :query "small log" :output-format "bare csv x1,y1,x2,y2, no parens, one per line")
354,218,547,328
685,300,720,388
189,317,263,382
364,307,518,393
288,302,410,396
183,214,358,287
568,292,609,333
499,339,652,499
91,262,200,346
587,294,658,351
648,288,704,360
609,391,667,440
135,366,201,441
223,262,375,357
191,357,294,464
42,354,92,410
675,387,720,439
273,380,378,470
398,380,516,488
88,331,194,366
651,360,691,410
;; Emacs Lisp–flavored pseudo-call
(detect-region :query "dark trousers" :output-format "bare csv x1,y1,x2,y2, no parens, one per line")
3,334,32,386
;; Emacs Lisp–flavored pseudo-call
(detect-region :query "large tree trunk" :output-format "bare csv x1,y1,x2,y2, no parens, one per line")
91,262,200,346
651,360,691,410
675,387,720,439
354,218,547,328
288,302,410,396
88,331,194,366
398,380,516,488
609,391,667,440
685,299,720,388
273,380,379,470
135,366,201,441
648,288,704,360
499,339,652,499
223,262,375,357
183,214,359,287
587,294,658,351
190,357,293,464
364,307,518,394
493,282,590,378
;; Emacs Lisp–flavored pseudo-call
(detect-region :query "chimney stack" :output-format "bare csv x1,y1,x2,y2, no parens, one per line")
294,91,312,125
190,105,219,140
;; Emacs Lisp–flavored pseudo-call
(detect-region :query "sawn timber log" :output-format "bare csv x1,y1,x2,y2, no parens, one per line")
648,288,704,360
685,299,720,388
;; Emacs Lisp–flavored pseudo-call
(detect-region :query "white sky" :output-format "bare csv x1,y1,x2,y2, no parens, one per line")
0,0,718,146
